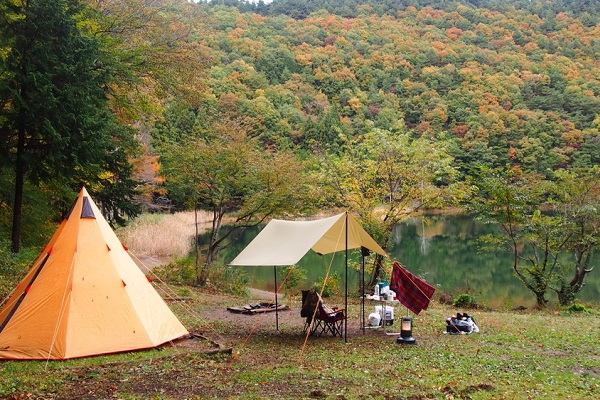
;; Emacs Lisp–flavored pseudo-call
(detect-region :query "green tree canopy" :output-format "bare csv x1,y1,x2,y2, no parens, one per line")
154,100,319,285
467,166,599,307
322,127,459,286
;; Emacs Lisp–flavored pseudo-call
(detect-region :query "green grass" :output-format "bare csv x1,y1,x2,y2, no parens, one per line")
1,289,598,399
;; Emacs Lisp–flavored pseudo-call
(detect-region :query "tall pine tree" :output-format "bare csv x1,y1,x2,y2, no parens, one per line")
0,0,135,252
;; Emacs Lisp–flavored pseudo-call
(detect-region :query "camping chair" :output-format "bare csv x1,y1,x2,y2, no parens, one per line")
301,290,346,337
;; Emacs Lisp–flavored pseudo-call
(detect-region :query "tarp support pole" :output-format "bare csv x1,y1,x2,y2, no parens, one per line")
361,249,365,334
274,265,279,331
344,212,348,342
360,246,370,334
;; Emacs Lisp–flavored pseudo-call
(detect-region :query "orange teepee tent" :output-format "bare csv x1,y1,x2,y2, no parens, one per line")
0,187,188,360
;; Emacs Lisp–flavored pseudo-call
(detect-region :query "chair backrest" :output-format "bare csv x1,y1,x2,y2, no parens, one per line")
301,290,319,318
315,292,342,320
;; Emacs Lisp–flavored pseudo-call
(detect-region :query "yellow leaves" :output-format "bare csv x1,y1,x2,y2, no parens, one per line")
347,97,362,112
313,67,327,81
523,42,540,52
332,67,356,82
459,63,484,82
521,71,550,85
416,6,446,22
131,153,164,185
482,93,499,106
229,70,241,82
561,128,584,147
421,65,438,76
583,89,595,97
491,38,514,50
238,37,264,59
425,108,448,125
431,41,447,52
295,53,313,67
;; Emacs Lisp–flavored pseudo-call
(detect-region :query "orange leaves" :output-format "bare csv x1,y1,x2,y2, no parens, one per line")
446,27,463,40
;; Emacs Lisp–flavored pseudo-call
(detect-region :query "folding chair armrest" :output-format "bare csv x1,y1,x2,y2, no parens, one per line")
324,308,346,319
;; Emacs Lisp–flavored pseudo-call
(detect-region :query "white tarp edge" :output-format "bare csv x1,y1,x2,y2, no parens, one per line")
229,212,386,266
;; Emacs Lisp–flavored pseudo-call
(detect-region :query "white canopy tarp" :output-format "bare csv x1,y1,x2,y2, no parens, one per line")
229,212,386,266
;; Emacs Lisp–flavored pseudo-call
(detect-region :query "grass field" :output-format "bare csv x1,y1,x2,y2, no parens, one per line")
1,212,598,399
0,288,598,399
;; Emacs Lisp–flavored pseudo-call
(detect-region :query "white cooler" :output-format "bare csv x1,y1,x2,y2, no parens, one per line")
375,305,394,325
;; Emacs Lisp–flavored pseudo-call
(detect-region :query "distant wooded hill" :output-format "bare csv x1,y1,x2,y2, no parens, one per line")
205,0,600,23
179,0,600,177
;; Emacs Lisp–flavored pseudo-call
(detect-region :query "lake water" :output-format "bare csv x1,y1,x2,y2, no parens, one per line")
222,215,599,309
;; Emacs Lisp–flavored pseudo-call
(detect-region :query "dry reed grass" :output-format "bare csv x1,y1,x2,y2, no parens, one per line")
117,211,213,259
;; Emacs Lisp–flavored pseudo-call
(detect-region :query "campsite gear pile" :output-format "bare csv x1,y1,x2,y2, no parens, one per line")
445,312,479,334
367,312,381,327
371,280,396,301
375,305,394,325
367,305,394,327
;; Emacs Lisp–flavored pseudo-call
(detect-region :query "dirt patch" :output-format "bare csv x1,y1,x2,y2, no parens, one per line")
46,290,364,400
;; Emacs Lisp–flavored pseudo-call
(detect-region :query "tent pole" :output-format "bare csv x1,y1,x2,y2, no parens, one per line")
361,249,365,334
344,212,348,342
274,265,279,331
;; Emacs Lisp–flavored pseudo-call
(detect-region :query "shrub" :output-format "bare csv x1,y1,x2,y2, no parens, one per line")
152,256,198,286
453,293,475,308
281,265,306,296
312,272,340,298
212,265,249,297
152,256,249,297
0,240,37,300
566,303,591,314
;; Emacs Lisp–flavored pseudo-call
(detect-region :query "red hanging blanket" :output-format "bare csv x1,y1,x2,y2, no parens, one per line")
389,261,435,315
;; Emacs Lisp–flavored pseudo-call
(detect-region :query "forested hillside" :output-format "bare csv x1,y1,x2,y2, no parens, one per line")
208,0,600,23
181,0,600,179
145,0,600,308
2,0,599,306
2,0,600,250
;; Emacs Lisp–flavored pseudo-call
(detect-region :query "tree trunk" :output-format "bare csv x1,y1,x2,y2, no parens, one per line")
367,254,385,288
11,119,26,253
535,292,548,309
197,206,224,286
561,249,593,306
557,284,575,306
